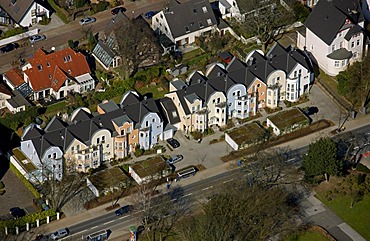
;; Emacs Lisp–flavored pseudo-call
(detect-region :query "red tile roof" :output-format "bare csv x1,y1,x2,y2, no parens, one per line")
0,83,12,97
4,68,25,87
24,48,91,92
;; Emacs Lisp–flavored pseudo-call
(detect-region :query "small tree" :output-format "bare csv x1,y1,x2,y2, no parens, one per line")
302,138,342,182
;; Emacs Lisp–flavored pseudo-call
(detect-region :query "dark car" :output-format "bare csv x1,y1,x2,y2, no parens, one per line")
144,11,158,19
111,7,126,15
304,106,319,115
115,205,133,216
0,43,17,53
9,207,26,219
167,155,183,165
167,138,180,149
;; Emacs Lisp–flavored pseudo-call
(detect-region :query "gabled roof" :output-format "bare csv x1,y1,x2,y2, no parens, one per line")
93,40,115,69
163,0,217,38
4,68,24,87
158,97,180,125
7,89,31,109
97,100,119,114
0,83,12,97
304,0,363,45
112,115,133,127
44,116,66,133
24,48,91,92
0,0,35,24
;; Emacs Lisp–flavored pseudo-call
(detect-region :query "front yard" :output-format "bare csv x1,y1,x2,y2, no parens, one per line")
314,175,370,240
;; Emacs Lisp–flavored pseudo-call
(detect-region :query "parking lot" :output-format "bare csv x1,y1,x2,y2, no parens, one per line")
0,164,36,219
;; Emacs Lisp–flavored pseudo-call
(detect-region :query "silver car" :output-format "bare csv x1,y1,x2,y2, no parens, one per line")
79,17,96,25
29,35,46,44
50,228,68,240
167,155,183,165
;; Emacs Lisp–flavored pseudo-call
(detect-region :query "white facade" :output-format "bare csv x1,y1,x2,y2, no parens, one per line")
18,2,50,27
139,113,163,149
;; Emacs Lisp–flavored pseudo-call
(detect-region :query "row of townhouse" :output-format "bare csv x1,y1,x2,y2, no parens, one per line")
19,91,179,181
165,42,314,133
2,48,95,104
18,41,313,181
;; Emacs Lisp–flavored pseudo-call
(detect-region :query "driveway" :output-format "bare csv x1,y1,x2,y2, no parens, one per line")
0,159,36,219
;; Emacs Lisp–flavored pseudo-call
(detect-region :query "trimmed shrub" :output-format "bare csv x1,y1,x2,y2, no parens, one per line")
0,209,56,230
134,148,144,157
9,163,40,198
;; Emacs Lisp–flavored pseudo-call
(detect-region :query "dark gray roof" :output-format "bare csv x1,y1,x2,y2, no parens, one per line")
304,0,363,45
104,11,130,35
187,71,207,85
6,89,31,109
171,79,187,90
158,97,180,125
112,115,133,127
206,64,227,78
184,93,200,103
344,24,362,41
0,0,35,24
163,0,217,38
120,91,141,107
327,48,353,60
159,34,175,48
98,100,119,113
44,116,66,133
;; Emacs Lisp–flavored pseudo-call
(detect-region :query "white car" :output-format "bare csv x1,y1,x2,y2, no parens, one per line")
79,17,96,25
167,155,183,165
29,35,46,44
50,228,68,240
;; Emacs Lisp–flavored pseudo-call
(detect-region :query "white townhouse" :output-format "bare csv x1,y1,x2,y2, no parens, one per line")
217,0,242,20
0,0,50,27
297,0,366,76
151,0,217,48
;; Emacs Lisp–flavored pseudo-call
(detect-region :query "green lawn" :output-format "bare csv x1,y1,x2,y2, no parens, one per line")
286,230,329,241
316,194,370,240
45,101,67,115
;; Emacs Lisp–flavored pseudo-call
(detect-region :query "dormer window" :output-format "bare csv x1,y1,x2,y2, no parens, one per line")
68,69,71,74
202,6,207,13
48,74,52,79
63,56,67,62
207,19,212,25
11,0,16,5
37,65,43,71
198,21,204,28
46,62,50,67
185,26,190,33
68,55,72,61
193,8,197,13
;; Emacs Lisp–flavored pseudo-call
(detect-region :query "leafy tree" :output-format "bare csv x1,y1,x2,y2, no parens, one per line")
237,0,295,52
302,138,342,181
292,1,310,22
180,182,298,241
337,54,370,113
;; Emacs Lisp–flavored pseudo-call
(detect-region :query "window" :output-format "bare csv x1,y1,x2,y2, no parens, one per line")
353,52,357,58
351,42,355,48
357,39,360,46
267,99,271,104
340,41,343,48
334,61,339,68
185,26,190,33
152,118,155,123
146,121,149,127
71,146,75,153
37,65,43,71
63,56,67,62
97,137,100,144
46,62,50,67
217,98,220,103
198,21,204,28
207,19,212,25
268,90,271,96
277,76,280,81
68,55,72,61
192,106,195,112
121,130,125,136
216,109,219,113
127,127,131,133
53,153,57,159
331,44,335,52
342,60,346,66
102,136,105,142
202,6,208,13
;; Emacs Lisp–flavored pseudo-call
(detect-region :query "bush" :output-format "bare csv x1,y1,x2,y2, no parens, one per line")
39,16,51,25
0,209,56,230
134,148,144,157
293,2,310,22
2,27,27,39
92,1,109,13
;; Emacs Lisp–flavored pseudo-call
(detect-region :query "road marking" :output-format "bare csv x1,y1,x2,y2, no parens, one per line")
202,186,213,191
104,220,114,225
223,179,234,184
90,226,98,229
182,193,193,197
119,215,130,219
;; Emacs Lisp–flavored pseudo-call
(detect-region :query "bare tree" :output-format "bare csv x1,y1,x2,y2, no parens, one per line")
115,17,162,78
179,180,298,241
237,0,295,52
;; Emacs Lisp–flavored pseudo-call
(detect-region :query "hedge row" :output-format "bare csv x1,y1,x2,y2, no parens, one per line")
0,209,56,229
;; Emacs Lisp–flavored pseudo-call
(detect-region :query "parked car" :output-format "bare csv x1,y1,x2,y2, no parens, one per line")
304,106,319,115
167,155,183,165
115,205,133,216
111,7,126,15
29,35,46,44
50,228,69,240
144,11,158,19
79,17,96,25
167,138,180,149
9,207,26,219
0,43,18,53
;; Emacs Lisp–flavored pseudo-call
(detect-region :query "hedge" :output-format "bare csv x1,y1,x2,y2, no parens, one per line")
9,163,40,198
0,209,56,229
47,0,69,23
